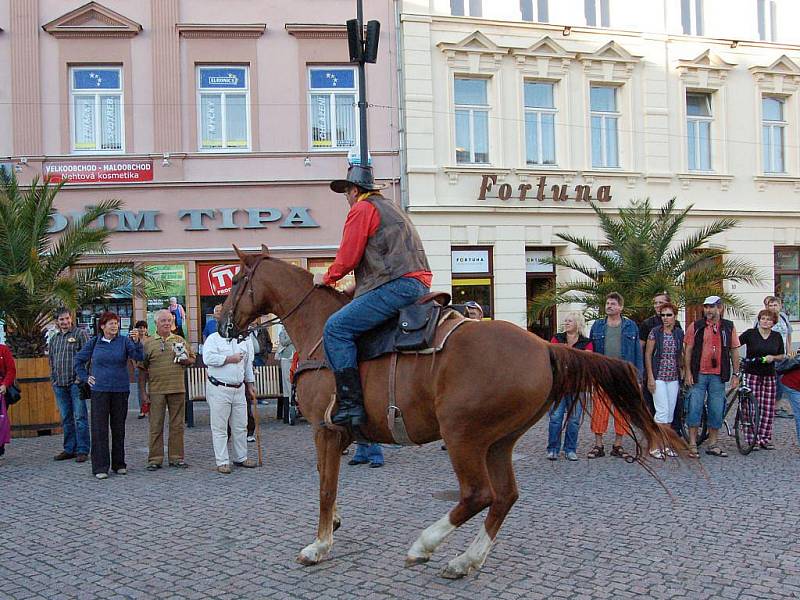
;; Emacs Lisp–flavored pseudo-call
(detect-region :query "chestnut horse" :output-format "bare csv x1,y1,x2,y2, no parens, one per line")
220,246,676,579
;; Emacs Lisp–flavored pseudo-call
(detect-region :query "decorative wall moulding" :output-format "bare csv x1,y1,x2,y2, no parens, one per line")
749,55,800,93
176,23,266,39
578,41,641,80
677,50,735,87
42,1,142,39
285,24,348,39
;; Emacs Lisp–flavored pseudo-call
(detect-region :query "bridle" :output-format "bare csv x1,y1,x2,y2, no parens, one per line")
223,255,316,341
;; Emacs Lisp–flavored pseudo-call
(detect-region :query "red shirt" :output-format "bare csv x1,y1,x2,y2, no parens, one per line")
781,368,800,391
324,197,432,288
684,320,740,376
550,336,594,352
0,344,16,387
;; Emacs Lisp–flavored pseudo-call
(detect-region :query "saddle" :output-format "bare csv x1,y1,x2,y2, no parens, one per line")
356,292,461,361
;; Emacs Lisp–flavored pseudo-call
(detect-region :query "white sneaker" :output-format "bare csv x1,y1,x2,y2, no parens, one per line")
247,435,256,443
114,468,128,475
95,473,108,480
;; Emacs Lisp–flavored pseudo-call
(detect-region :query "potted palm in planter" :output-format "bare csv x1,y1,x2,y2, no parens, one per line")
0,173,151,436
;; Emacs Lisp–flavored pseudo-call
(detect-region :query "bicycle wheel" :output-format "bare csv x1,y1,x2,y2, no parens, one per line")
734,389,761,455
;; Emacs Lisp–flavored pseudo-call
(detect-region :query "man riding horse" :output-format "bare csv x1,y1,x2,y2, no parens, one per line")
311,164,432,427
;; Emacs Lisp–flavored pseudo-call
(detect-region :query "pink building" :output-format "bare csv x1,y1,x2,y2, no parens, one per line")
0,0,401,343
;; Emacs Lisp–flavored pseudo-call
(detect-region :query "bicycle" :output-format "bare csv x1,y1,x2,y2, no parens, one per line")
680,357,762,455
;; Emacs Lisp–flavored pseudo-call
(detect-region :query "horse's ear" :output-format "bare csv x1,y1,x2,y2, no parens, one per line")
260,244,270,256
232,244,249,263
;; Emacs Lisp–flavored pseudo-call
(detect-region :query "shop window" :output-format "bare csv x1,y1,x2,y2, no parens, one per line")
74,265,133,334
590,85,620,168
526,249,555,340
455,78,490,164
307,258,355,292
197,66,250,151
524,81,556,166
687,92,712,171
451,247,493,319
70,67,124,153
762,96,786,174
145,264,188,336
308,67,358,150
197,262,242,341
775,248,800,320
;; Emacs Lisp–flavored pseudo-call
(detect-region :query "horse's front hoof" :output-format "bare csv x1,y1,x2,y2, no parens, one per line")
440,564,470,579
404,555,430,568
296,553,319,567
333,517,342,532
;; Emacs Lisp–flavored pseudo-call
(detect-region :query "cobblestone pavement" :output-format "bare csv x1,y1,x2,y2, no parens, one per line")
2,403,800,600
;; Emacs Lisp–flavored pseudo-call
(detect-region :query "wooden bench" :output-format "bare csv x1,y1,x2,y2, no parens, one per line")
184,362,285,427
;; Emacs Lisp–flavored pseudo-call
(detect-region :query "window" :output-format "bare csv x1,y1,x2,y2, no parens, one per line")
308,67,358,150
450,0,482,17
197,66,250,151
681,0,704,35
775,248,800,320
762,96,786,173
590,86,619,168
585,0,610,27
455,78,489,164
520,0,549,22
686,92,712,171
70,67,123,153
524,82,556,166
758,0,777,42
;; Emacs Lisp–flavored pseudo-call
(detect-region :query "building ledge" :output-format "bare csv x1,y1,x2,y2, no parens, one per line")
285,23,347,39
176,23,266,39
442,165,511,184
753,175,800,192
677,172,735,191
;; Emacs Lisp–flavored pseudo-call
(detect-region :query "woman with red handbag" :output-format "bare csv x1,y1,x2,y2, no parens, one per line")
0,342,17,456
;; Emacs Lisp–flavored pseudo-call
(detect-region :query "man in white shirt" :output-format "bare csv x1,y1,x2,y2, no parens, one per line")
203,331,257,474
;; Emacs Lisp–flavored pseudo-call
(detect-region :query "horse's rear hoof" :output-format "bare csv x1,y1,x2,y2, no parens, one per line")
404,555,430,568
333,517,342,532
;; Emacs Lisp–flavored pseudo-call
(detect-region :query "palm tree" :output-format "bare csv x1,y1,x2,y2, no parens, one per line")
530,198,762,323
0,173,153,357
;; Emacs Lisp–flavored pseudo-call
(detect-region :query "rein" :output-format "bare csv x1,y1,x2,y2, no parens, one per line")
227,255,317,341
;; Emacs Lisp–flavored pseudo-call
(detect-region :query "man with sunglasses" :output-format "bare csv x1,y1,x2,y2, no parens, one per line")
141,309,196,471
683,296,741,458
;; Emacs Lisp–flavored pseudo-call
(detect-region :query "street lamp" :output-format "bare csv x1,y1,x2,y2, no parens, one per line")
346,0,380,169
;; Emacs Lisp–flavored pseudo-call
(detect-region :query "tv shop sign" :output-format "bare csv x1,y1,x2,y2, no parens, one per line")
43,160,153,184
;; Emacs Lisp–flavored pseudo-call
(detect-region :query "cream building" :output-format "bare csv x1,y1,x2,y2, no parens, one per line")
399,0,800,338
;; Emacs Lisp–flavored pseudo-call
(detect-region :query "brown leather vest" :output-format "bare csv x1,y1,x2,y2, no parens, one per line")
354,194,430,298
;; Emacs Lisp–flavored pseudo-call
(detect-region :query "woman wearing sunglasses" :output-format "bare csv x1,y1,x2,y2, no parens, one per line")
644,302,683,458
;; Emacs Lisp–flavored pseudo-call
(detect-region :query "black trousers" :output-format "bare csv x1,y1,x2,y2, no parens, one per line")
90,391,129,475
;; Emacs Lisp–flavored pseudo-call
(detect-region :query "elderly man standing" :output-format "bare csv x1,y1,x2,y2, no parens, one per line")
203,328,257,473
142,310,195,471
49,309,90,463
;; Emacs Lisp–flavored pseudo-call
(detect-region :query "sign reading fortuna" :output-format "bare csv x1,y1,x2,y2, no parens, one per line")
477,174,612,203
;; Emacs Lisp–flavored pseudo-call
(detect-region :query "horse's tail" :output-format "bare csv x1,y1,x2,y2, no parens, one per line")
547,344,683,462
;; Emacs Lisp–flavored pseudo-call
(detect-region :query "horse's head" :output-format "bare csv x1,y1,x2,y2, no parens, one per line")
219,245,275,340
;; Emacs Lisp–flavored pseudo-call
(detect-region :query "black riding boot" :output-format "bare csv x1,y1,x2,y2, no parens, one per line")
332,368,366,427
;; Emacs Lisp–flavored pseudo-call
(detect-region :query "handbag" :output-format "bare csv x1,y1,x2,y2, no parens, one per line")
5,382,21,405
395,301,441,352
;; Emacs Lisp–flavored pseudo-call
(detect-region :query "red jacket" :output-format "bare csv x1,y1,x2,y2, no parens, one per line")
324,197,432,288
0,344,16,387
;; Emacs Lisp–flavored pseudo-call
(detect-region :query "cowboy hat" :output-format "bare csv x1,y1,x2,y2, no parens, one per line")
330,165,383,193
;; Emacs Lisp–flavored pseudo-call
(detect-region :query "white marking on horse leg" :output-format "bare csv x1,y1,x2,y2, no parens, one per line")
297,537,332,566
441,524,494,579
405,513,457,566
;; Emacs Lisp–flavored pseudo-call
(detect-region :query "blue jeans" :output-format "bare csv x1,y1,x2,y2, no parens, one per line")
547,395,583,454
53,384,90,454
353,442,384,465
687,373,726,429
324,277,429,372
783,386,800,443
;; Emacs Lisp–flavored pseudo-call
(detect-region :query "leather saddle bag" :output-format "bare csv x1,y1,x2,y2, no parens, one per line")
394,301,440,352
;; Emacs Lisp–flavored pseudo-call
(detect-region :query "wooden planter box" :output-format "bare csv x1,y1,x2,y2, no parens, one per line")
8,357,62,438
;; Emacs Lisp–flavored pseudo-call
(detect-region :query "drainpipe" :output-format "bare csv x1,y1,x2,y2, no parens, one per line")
393,0,410,210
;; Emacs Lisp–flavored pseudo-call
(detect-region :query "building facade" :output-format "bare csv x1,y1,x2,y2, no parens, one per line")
400,0,800,337
0,0,400,344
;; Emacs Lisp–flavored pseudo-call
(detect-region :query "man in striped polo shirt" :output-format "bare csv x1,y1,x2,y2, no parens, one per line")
141,309,196,470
